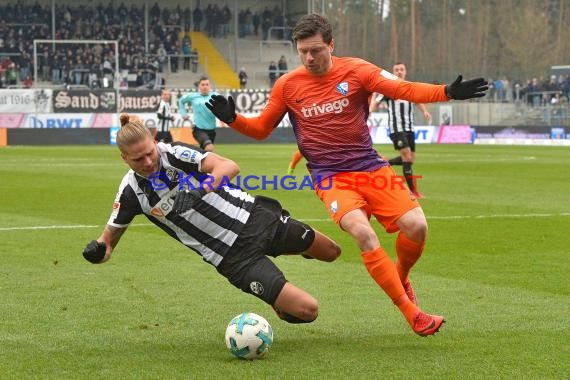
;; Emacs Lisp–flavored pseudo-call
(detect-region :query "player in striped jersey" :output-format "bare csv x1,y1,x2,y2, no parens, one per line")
369,62,432,199
205,14,488,336
82,114,341,324
156,89,175,143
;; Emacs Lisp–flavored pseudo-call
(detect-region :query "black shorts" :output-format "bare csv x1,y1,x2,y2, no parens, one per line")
192,127,216,149
215,196,315,305
156,131,173,144
390,131,416,152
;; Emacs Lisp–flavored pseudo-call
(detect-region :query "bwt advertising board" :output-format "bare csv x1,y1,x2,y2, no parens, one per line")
20,113,118,128
368,112,435,144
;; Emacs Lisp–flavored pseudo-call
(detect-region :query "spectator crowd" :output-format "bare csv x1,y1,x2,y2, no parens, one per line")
0,1,291,89
1,1,568,100
497,75,570,107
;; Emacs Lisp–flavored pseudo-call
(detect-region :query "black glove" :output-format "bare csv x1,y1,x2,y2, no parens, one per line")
205,95,236,124
83,240,107,264
445,75,489,100
173,189,208,213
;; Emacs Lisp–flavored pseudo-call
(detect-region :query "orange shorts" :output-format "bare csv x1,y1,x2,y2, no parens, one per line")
314,166,420,233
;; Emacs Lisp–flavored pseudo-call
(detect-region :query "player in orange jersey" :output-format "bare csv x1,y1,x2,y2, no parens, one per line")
205,14,488,336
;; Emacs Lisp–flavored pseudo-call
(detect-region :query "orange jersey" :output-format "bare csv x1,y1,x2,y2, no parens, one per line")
231,56,449,181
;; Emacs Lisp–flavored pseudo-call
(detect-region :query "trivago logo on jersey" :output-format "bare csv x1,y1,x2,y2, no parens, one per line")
300,98,350,118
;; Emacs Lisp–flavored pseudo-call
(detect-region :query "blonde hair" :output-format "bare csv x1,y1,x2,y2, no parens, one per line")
116,113,152,152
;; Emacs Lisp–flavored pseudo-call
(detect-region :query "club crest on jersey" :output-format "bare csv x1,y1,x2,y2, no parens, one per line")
336,82,349,95
166,167,178,180
380,69,399,80
330,200,338,214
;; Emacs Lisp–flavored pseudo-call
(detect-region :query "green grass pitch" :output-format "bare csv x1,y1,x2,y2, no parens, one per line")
0,143,568,379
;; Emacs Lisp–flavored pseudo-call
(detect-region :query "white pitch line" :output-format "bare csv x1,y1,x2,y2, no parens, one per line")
306,212,570,222
428,212,570,220
0,223,154,231
1,212,569,232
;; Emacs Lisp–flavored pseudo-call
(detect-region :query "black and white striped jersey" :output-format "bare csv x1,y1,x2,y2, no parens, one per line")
107,142,255,267
383,96,415,134
156,99,173,132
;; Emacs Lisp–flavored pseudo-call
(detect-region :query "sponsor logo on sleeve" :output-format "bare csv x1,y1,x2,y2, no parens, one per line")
380,70,399,80
111,201,120,219
178,148,199,163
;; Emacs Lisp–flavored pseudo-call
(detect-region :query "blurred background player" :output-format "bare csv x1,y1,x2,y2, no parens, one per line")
205,13,488,336
156,89,175,143
178,76,220,151
82,113,341,324
369,62,432,199
287,149,304,175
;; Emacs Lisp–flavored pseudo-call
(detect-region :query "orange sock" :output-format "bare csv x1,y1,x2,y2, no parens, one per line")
361,247,419,323
395,232,425,283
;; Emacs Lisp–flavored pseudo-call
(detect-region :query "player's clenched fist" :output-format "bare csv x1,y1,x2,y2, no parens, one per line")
82,240,107,264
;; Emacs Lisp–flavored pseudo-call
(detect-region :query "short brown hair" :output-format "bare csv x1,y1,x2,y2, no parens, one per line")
292,13,333,44
116,113,151,152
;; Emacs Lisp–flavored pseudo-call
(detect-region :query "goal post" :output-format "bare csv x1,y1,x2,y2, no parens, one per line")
33,39,119,89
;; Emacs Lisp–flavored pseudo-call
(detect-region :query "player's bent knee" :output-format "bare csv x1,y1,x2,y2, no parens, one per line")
405,220,428,242
273,301,318,324
323,240,341,262
398,208,428,242
325,243,341,262
348,223,379,251
307,232,341,262
410,219,428,241
303,301,319,322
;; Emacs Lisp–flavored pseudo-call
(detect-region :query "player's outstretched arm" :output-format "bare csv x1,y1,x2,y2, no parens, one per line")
206,95,282,140
445,75,489,100
82,225,126,264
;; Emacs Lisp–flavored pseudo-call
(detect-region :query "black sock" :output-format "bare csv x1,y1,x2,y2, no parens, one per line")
403,162,414,191
389,156,403,165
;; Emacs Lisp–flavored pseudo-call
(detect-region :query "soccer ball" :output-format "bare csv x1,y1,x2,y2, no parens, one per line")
224,312,273,359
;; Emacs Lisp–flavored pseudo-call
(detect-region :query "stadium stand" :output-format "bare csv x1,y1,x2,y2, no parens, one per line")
0,1,298,91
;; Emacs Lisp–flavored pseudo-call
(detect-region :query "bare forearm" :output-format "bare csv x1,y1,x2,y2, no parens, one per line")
200,154,240,191
416,103,428,113
96,225,126,262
